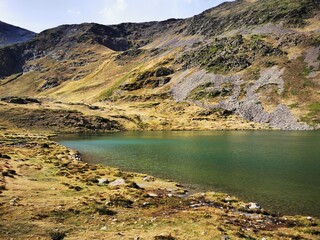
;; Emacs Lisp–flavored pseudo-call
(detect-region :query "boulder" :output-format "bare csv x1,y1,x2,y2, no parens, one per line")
248,202,261,210
98,178,109,186
109,178,126,187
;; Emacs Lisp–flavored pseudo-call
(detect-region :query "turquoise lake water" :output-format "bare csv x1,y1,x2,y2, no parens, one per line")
57,131,320,216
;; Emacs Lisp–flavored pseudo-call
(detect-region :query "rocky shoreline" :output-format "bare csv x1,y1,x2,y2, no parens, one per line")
0,131,319,239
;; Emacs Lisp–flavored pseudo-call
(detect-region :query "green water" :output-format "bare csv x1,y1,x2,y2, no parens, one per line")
57,131,320,216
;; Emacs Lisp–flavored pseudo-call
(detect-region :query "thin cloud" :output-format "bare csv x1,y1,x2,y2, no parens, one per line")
97,0,226,25
67,9,81,16
0,0,9,21
0,0,229,32
100,0,128,23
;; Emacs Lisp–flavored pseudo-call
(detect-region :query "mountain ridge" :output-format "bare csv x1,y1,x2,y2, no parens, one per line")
0,0,319,131
0,21,35,46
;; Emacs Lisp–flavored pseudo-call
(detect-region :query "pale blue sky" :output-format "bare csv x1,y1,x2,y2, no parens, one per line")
0,0,230,33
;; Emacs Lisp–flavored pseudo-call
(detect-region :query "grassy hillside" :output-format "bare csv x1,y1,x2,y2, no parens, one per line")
0,1,319,239
0,0,319,130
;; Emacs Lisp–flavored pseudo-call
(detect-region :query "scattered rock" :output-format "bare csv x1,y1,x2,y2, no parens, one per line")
72,152,82,161
175,189,188,195
171,68,312,130
154,234,176,240
109,178,126,187
128,181,142,189
224,196,238,203
147,192,159,198
179,35,284,74
248,202,262,210
142,202,151,207
97,206,117,216
0,154,11,159
107,196,133,208
304,46,320,71
143,176,155,182
49,230,66,240
2,169,17,177
98,178,109,186
68,185,82,191
1,96,41,105
40,143,50,148
10,197,20,205
100,226,108,231
155,67,174,77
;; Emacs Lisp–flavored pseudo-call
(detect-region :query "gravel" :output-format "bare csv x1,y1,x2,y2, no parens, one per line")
170,67,312,130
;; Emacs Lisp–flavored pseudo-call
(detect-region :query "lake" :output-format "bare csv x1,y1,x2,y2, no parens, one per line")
57,131,320,217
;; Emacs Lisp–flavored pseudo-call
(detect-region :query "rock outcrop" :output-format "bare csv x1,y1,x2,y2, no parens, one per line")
0,0,319,130
171,67,312,130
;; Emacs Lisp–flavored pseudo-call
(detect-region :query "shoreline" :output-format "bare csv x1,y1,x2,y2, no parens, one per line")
1,130,319,239
57,130,320,218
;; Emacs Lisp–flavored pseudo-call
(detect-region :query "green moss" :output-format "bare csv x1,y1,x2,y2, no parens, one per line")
303,66,312,76
206,65,227,74
301,102,320,125
98,72,132,100
309,102,320,113
190,90,208,100
189,84,231,100
251,35,264,42
283,57,316,101
210,46,218,54
288,103,299,109
185,35,283,74
246,0,307,26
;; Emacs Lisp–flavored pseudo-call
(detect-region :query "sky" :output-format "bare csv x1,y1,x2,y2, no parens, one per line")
0,0,229,33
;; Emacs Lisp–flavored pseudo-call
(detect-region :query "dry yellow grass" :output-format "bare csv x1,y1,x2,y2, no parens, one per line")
1,132,319,240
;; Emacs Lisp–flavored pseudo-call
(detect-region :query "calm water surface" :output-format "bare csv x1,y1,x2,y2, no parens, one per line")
57,131,320,216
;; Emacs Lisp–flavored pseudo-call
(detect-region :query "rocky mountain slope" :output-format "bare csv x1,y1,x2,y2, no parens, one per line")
0,21,35,46
0,0,319,131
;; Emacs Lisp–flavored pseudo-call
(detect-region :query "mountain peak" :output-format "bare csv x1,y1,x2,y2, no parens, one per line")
0,21,35,46
0,0,319,130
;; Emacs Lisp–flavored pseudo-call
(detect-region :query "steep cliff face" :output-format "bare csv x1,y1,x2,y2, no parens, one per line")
0,0,319,130
0,21,35,46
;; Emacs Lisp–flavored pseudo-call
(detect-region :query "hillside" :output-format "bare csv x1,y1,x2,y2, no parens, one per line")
0,21,35,46
0,1,320,239
0,0,319,131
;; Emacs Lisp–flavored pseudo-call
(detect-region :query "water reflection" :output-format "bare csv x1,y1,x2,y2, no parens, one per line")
57,131,320,216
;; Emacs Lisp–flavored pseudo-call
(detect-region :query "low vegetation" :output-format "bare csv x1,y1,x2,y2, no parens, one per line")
0,0,319,238
0,132,319,239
